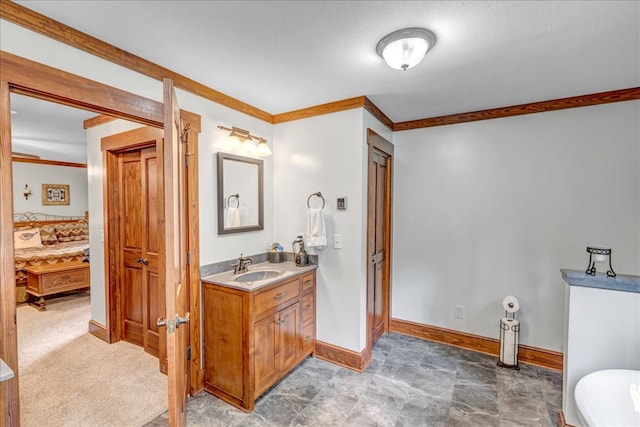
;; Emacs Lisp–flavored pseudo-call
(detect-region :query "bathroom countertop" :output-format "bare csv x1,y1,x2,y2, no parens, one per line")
202,261,317,291
561,269,640,294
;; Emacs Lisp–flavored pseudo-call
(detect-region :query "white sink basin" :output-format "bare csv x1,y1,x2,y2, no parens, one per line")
234,270,281,282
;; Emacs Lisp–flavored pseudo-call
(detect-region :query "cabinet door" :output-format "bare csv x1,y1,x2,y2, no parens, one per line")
254,312,279,396
278,303,300,375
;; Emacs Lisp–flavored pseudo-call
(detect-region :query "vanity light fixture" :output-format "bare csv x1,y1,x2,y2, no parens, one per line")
217,125,271,157
376,27,437,71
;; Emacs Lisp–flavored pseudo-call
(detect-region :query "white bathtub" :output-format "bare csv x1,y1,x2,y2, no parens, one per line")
575,369,640,427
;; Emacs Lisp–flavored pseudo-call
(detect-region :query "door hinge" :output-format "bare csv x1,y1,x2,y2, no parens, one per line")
187,346,191,361
186,251,190,265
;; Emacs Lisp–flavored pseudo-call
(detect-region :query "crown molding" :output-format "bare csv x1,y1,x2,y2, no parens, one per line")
394,87,640,131
12,157,87,168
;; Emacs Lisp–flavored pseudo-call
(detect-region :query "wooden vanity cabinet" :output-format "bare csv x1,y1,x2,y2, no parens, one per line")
202,270,316,411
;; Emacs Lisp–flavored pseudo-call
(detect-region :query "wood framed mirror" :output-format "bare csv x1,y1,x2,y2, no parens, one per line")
217,152,263,234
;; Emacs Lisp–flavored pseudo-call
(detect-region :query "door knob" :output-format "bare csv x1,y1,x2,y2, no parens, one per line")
176,312,190,328
156,317,166,327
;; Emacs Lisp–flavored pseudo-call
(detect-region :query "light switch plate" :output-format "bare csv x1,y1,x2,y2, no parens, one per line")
333,234,343,249
337,197,347,210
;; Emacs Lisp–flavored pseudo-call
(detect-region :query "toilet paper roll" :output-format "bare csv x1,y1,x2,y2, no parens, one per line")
500,318,519,366
502,296,520,313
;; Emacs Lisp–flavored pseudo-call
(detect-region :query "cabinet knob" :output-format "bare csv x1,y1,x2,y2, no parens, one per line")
274,293,284,300
275,319,284,325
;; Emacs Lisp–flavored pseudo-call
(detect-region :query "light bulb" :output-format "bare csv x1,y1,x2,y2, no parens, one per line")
382,37,428,70
241,138,256,154
255,140,272,157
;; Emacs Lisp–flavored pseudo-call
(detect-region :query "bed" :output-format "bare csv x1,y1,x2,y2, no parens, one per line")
13,211,89,303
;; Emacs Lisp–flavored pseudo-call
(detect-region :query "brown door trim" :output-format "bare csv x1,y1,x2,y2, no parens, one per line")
0,52,203,425
0,79,20,425
365,129,394,361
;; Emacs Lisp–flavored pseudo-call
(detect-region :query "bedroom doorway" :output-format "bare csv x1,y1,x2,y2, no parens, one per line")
9,94,168,425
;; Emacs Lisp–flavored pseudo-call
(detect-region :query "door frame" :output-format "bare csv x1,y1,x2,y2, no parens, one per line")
102,128,164,359
365,129,394,356
0,51,203,425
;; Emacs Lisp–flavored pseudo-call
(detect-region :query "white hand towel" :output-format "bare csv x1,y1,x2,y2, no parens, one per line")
226,207,241,228
306,208,326,248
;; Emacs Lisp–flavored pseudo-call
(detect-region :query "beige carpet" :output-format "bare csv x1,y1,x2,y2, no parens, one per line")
17,293,167,427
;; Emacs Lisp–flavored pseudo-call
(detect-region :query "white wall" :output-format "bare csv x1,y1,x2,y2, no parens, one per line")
5,15,638,357
12,162,88,217
85,119,144,324
274,109,367,352
2,19,276,323
391,101,640,351
184,88,274,265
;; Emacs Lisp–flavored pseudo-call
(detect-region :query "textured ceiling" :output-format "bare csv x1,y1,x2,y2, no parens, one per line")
14,0,640,123
7,1,640,162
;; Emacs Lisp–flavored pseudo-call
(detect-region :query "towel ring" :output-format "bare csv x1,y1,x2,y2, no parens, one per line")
227,193,240,208
307,191,325,209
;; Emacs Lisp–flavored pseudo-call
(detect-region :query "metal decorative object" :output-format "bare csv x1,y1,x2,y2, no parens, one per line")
585,246,616,277
23,184,32,200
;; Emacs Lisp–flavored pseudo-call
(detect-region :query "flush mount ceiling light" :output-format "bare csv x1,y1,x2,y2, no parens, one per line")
376,27,437,71
217,125,272,157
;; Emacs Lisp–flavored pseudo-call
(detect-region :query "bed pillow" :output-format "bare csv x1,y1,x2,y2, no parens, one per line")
40,224,59,245
55,221,89,242
14,228,43,249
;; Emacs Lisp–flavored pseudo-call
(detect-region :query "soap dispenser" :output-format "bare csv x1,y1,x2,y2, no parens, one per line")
292,234,308,266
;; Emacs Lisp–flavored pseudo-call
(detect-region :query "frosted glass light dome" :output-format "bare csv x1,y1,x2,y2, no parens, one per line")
376,28,437,71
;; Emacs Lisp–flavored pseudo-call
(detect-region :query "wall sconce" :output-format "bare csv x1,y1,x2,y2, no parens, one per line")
376,27,437,71
23,184,32,200
217,125,272,157
585,246,616,277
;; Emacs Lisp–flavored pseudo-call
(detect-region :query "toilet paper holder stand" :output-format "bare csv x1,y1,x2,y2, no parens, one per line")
497,307,520,370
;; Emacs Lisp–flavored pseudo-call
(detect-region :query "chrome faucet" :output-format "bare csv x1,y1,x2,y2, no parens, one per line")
232,253,253,274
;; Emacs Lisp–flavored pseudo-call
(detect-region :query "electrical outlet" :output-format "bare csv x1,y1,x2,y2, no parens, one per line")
454,305,464,319
333,234,342,249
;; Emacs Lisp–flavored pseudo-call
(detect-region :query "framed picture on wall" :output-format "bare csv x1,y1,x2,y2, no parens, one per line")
42,184,70,206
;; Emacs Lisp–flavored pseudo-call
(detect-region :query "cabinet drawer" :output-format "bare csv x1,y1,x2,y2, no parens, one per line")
302,321,315,354
301,293,314,323
254,279,300,315
302,273,314,293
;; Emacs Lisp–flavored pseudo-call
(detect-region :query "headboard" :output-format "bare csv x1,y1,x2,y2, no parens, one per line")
13,211,89,228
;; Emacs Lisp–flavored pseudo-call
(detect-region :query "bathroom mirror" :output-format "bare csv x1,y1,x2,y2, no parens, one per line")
217,152,264,234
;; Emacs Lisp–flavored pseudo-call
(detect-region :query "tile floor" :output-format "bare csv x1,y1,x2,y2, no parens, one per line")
146,333,562,426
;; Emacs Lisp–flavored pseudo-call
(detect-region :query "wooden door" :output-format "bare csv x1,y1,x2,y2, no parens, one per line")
119,146,164,358
163,79,189,426
366,130,393,350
